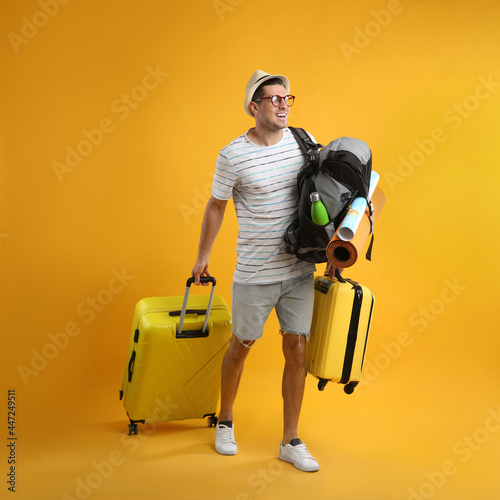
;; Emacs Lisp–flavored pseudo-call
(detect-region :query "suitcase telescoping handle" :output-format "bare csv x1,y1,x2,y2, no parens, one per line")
177,276,216,336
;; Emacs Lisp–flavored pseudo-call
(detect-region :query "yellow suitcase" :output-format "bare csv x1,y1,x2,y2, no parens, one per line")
306,273,374,394
120,277,231,434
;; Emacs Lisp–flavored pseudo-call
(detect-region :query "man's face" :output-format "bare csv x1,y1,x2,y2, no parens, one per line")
254,84,290,131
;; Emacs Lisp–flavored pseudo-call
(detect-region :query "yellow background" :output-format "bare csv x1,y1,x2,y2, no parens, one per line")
2,0,500,499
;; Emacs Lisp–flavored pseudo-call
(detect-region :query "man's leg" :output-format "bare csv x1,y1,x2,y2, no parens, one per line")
279,332,319,472
281,333,306,445
220,281,273,424
276,273,319,472
219,334,254,422
215,334,254,456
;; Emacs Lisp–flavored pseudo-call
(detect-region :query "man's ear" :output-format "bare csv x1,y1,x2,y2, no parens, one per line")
248,101,259,117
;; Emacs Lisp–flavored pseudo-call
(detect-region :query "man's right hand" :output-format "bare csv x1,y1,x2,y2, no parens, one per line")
191,259,211,286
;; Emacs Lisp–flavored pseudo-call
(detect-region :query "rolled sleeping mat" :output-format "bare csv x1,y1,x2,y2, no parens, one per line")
326,186,386,268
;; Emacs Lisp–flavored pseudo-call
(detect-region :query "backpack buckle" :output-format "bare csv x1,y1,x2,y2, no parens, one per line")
306,147,321,162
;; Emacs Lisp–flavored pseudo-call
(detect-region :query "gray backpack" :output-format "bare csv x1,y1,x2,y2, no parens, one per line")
284,127,373,263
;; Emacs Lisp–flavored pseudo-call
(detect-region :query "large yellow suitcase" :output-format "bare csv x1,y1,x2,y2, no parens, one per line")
120,277,231,434
306,273,374,394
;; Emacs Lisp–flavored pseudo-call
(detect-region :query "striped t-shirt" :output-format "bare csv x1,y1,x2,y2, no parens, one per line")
212,127,316,284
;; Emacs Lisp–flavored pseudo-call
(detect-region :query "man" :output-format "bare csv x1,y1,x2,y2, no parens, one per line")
192,70,336,472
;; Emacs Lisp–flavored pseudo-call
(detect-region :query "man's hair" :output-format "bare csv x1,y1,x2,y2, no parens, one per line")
251,78,285,102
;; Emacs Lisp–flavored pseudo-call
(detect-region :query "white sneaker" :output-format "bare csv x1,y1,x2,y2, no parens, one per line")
279,439,319,472
215,422,238,455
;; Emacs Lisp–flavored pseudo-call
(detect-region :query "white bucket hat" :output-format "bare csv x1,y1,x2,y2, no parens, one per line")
244,70,290,117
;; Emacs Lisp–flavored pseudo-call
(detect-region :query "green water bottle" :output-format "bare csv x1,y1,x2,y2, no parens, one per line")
310,192,329,225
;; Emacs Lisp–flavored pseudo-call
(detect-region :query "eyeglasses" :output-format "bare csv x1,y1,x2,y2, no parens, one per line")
253,95,295,107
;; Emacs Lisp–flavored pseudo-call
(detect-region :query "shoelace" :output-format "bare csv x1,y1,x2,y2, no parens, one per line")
288,443,312,459
218,426,235,444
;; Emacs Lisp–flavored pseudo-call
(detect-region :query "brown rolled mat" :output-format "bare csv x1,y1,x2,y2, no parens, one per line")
326,187,386,268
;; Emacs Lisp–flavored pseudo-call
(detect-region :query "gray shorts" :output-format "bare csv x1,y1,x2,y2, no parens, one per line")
231,272,315,342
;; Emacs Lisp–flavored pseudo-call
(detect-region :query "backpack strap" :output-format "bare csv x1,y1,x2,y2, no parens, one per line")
365,200,374,261
289,127,322,162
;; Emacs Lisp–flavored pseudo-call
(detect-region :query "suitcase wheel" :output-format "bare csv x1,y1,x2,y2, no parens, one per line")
317,379,328,391
205,414,218,427
343,381,358,395
128,423,139,435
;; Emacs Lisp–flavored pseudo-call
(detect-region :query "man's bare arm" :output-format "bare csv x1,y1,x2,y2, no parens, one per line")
191,196,228,285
